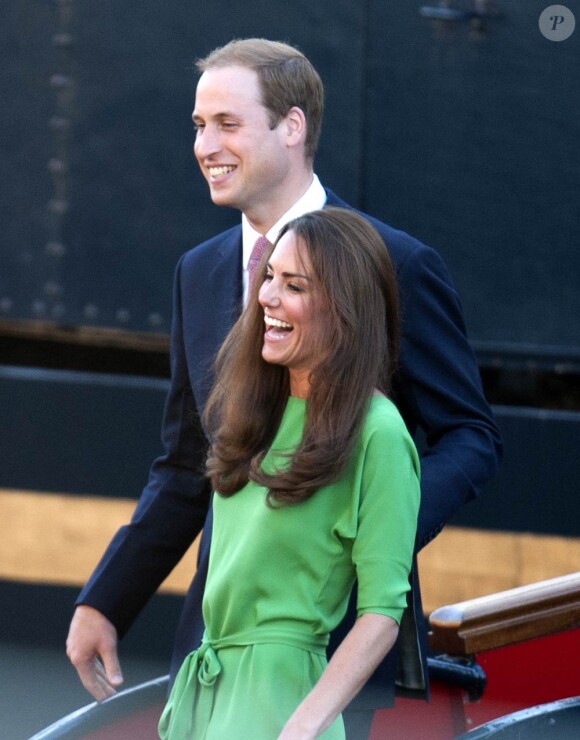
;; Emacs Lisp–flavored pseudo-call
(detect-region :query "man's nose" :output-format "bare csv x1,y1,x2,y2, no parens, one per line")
195,127,220,159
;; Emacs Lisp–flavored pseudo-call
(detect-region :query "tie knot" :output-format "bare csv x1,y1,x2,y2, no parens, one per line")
248,235,271,293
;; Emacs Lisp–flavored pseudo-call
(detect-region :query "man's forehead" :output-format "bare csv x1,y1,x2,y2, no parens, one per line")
194,66,265,115
196,64,260,91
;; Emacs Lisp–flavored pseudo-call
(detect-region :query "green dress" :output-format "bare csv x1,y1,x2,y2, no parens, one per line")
159,396,420,740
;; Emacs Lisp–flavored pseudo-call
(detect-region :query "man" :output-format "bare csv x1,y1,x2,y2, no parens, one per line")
67,38,501,726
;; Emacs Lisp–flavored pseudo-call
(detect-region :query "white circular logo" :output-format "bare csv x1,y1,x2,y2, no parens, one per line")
539,5,576,41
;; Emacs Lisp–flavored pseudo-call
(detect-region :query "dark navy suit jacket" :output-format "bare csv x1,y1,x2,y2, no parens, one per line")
78,189,502,700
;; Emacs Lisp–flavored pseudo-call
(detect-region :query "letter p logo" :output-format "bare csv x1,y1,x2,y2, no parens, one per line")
539,5,576,41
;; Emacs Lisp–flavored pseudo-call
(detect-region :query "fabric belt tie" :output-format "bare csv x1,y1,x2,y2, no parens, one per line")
196,640,222,686
158,640,223,739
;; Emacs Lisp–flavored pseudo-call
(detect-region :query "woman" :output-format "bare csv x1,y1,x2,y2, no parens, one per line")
159,207,420,739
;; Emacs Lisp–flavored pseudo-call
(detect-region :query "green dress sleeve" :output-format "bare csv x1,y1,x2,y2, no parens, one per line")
352,398,421,623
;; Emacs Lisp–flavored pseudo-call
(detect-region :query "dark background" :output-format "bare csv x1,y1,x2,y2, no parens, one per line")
2,0,578,359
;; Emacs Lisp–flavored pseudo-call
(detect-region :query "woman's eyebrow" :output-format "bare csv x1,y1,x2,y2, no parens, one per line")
266,262,312,281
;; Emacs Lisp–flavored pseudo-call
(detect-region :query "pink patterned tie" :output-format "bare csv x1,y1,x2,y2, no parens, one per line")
248,235,271,294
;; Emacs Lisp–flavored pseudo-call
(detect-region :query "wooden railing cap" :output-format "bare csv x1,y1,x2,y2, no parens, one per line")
428,572,580,656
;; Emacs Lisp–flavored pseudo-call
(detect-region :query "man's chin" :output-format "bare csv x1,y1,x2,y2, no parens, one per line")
208,189,235,208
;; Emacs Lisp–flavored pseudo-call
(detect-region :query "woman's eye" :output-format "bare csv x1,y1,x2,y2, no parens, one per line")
288,283,303,293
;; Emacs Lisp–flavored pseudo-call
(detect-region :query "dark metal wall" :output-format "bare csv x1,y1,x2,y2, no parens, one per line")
2,1,578,361
364,1,579,359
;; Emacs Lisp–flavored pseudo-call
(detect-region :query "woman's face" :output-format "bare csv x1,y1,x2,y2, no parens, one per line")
258,230,327,398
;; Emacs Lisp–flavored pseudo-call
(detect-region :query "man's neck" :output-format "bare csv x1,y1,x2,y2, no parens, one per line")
244,169,315,234
242,173,326,246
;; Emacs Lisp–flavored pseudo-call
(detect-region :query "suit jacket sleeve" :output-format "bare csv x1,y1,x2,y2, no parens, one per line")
76,253,212,637
392,237,503,550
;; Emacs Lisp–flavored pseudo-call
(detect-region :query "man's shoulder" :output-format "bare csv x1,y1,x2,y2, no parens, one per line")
324,188,430,266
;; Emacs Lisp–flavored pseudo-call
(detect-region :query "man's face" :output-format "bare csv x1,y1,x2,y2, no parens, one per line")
192,66,293,229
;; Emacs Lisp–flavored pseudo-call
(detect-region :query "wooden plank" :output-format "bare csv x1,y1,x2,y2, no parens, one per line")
0,318,169,352
418,526,580,613
418,527,520,610
0,489,198,593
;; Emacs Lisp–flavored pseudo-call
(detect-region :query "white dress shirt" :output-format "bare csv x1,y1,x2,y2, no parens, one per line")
241,175,327,304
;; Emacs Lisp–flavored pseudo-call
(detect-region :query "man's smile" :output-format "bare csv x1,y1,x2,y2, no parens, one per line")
208,165,236,179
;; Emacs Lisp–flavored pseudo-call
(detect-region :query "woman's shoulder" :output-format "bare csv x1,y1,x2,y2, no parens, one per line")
362,395,413,444
366,394,404,424
360,396,420,473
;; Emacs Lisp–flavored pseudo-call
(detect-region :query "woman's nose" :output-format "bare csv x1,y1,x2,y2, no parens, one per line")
259,280,280,307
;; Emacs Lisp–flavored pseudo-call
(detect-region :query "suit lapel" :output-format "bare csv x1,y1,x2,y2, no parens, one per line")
209,229,243,342
186,228,242,409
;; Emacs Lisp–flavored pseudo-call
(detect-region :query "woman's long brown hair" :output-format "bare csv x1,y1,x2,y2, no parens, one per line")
203,207,399,506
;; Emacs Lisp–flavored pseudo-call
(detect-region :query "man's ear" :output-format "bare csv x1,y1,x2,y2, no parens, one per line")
284,106,307,148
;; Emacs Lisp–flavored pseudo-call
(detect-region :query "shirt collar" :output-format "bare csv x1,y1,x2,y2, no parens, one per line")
241,174,327,270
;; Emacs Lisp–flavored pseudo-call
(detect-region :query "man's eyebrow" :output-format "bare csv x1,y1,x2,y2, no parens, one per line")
193,111,240,121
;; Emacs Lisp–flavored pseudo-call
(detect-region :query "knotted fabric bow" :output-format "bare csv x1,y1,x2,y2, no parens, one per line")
158,641,222,738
